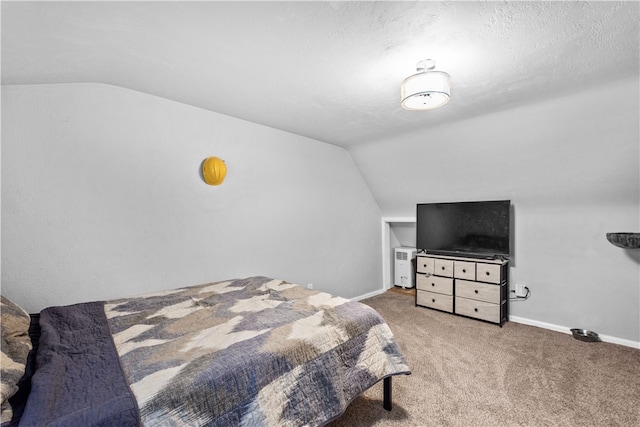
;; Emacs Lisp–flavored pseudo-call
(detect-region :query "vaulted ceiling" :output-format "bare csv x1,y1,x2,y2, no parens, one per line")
2,1,638,148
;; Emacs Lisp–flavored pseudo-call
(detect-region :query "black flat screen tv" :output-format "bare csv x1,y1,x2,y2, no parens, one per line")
416,200,511,259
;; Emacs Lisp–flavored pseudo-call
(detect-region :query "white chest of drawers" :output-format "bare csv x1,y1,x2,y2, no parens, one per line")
416,254,509,326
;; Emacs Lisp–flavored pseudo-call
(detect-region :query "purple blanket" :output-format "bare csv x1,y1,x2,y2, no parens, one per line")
20,301,138,426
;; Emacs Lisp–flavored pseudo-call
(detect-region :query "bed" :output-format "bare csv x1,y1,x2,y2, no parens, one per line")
1,276,410,426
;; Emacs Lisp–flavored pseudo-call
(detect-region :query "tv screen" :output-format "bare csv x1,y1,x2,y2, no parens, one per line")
416,200,511,259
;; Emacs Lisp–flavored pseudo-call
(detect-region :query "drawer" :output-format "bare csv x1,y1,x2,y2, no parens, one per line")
434,259,454,277
455,279,500,304
454,261,476,280
476,263,502,284
416,257,435,275
416,274,453,295
455,297,501,324
417,290,453,313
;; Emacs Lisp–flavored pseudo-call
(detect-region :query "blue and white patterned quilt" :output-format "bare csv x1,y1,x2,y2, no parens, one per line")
19,277,410,426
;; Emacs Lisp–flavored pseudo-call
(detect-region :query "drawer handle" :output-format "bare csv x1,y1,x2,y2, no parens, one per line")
474,290,479,294
441,266,445,270
485,271,490,276
474,308,478,312
462,269,466,273
432,299,436,303
431,283,435,287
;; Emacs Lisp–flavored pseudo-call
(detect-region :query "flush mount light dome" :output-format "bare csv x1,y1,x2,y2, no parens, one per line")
401,59,450,110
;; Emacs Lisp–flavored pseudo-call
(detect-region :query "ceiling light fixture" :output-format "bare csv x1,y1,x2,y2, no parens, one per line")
401,59,450,110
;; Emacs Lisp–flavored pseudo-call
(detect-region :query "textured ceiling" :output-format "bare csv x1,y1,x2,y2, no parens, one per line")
2,1,639,148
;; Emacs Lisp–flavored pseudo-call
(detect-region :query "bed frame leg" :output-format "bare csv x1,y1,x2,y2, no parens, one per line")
383,376,392,411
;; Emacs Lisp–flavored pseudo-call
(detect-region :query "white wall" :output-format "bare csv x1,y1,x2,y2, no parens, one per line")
1,83,383,313
352,77,640,344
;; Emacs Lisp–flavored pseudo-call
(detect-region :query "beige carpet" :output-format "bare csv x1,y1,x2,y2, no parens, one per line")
329,291,640,426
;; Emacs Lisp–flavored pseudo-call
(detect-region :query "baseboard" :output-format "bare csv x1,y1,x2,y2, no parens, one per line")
351,288,386,302
509,315,640,349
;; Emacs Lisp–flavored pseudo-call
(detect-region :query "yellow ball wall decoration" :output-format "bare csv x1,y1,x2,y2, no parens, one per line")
202,156,227,186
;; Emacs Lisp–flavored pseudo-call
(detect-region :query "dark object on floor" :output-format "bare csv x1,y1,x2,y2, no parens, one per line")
570,328,599,342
